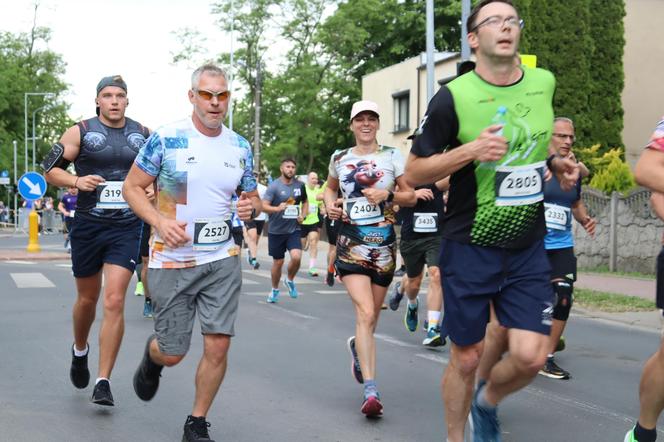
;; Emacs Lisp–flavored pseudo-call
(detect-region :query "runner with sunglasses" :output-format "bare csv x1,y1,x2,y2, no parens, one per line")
124,63,261,442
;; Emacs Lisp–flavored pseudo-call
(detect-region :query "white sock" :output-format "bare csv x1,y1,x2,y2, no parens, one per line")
95,377,109,385
428,311,441,329
73,344,88,357
309,258,316,269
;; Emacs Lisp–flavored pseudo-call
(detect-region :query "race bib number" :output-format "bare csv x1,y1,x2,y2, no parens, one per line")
193,218,232,251
308,204,318,215
544,203,571,230
68,210,75,218
96,181,128,209
345,197,384,226
413,212,438,233
283,205,300,219
495,162,544,207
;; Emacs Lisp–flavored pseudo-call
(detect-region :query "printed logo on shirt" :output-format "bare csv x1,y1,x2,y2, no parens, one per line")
224,161,237,169
186,156,198,164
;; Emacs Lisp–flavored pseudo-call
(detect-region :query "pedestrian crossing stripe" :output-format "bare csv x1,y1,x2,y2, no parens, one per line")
10,272,55,288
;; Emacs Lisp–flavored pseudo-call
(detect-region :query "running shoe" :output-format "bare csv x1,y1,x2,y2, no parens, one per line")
252,258,260,270
326,271,335,287
267,289,280,303
135,281,144,296
470,393,501,442
381,303,388,310
133,334,163,401
246,254,253,266
308,268,319,277
404,299,419,332
388,281,404,311
183,415,216,442
70,344,90,389
346,336,364,384
555,336,566,352
143,298,153,318
91,379,114,406
422,327,445,347
283,278,298,298
538,357,570,380
361,394,383,418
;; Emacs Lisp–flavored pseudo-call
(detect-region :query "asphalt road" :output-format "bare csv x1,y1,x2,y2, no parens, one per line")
0,234,663,441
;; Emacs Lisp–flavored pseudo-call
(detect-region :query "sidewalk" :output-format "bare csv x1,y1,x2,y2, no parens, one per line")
576,272,655,301
0,249,70,261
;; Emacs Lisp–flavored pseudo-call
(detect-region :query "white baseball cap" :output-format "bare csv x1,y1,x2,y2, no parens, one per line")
350,100,380,120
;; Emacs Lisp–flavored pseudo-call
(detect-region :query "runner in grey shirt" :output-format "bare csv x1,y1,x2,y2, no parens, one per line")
262,158,308,302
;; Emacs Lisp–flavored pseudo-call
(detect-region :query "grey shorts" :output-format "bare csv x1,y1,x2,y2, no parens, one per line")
147,256,242,356
400,236,442,278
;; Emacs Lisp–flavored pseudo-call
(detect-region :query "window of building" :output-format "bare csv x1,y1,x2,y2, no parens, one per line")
392,91,410,133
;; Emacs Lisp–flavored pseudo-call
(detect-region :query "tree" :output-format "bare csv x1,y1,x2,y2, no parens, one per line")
0,9,71,187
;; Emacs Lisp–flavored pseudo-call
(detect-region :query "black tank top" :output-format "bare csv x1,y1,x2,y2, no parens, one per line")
400,184,445,240
74,117,149,223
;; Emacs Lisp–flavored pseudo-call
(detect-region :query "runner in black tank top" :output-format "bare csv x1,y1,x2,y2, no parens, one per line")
44,75,151,407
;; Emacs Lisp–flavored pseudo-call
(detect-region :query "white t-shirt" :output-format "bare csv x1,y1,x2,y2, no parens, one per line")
135,118,256,268
255,183,268,221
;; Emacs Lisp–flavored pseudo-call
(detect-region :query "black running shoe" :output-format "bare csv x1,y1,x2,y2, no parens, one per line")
91,379,114,406
538,357,570,380
133,334,163,401
70,344,90,389
183,415,216,441
326,271,335,287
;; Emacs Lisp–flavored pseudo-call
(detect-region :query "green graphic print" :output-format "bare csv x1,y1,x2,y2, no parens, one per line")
448,67,555,247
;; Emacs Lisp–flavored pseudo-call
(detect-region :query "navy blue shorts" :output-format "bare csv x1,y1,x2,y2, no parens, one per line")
268,231,301,259
440,238,554,347
69,215,142,278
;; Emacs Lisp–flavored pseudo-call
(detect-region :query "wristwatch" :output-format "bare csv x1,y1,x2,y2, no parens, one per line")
386,190,395,203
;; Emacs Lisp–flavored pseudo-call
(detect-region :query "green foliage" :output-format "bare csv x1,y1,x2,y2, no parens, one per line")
576,145,635,194
0,26,71,189
514,0,625,152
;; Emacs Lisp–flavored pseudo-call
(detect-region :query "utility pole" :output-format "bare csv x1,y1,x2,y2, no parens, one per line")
426,0,435,102
461,0,471,61
253,61,261,173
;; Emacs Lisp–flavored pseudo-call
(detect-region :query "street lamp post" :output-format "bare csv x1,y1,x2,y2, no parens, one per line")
24,92,55,174
32,104,49,171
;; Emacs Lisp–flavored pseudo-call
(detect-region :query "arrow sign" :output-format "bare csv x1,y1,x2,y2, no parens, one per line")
18,172,47,201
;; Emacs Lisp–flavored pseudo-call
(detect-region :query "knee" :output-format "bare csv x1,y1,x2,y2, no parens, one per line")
204,336,231,365
452,345,483,375
552,280,573,321
103,292,125,314
161,354,185,367
511,347,548,376
356,306,377,329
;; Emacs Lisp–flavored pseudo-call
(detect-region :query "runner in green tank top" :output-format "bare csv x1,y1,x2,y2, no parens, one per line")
301,171,324,276
405,1,580,441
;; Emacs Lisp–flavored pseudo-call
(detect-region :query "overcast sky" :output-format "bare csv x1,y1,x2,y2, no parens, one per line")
2,0,230,129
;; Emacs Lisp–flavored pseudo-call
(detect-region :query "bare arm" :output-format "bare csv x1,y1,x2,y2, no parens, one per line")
261,199,286,214
123,164,191,248
405,124,508,187
45,125,107,192
435,177,450,192
571,199,595,237
236,190,262,221
323,177,343,220
57,201,69,217
635,148,664,193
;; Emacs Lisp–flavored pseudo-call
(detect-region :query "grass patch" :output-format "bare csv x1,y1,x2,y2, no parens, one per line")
579,266,655,280
574,288,657,312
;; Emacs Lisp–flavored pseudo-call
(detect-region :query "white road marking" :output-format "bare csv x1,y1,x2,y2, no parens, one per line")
374,333,419,348
315,290,346,294
55,264,72,268
415,352,449,364
10,272,55,288
3,260,36,265
241,279,259,285
257,301,319,320
242,269,318,284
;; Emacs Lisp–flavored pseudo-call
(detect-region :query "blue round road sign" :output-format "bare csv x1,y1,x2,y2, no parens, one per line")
18,172,47,201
